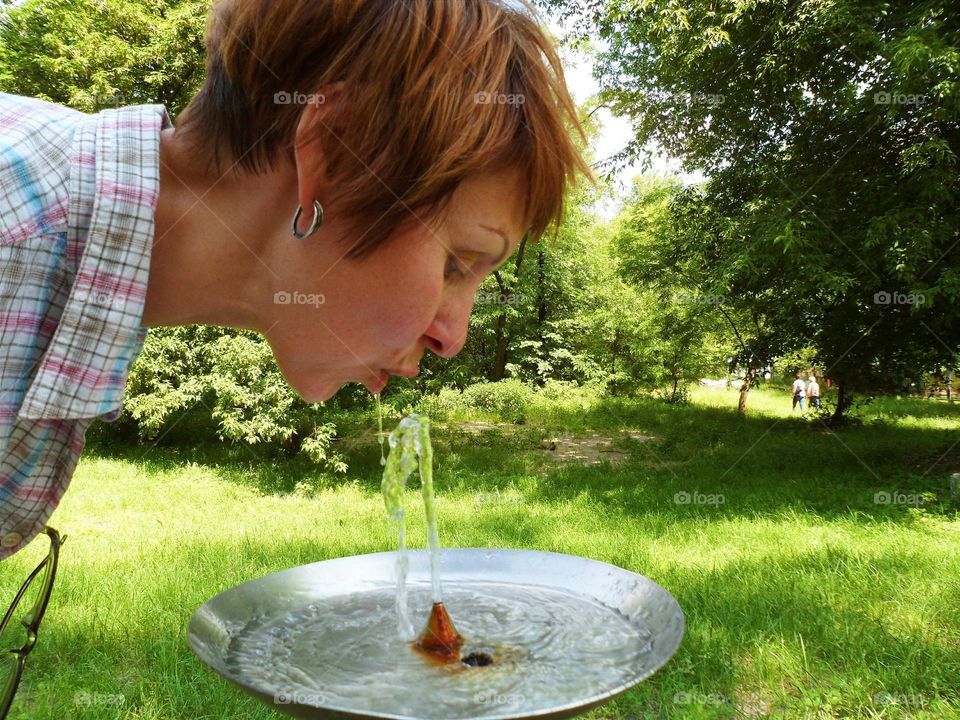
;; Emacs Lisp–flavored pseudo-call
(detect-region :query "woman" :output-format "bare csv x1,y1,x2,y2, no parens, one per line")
791,372,806,412
0,1,590,556
0,1,589,711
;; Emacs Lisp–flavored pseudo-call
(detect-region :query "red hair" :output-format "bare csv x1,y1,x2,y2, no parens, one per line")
175,0,594,256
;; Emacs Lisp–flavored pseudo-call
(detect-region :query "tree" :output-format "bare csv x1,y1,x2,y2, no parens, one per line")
614,177,745,406
0,0,207,114
548,0,960,420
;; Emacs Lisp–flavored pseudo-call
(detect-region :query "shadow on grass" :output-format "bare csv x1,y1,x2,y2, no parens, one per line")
83,396,960,526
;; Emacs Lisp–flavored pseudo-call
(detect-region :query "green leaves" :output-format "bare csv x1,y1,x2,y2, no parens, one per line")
122,327,347,472
557,0,960,400
0,0,206,113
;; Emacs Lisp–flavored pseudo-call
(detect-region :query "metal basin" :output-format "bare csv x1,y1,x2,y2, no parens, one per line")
187,548,684,719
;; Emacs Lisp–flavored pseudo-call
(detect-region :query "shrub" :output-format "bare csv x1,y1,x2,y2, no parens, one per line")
118,327,346,472
415,387,466,422
461,379,534,423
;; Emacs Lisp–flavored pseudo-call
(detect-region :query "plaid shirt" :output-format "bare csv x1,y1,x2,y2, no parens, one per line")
0,93,170,560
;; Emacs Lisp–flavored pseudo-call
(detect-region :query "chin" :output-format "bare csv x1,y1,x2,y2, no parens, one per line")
291,377,340,404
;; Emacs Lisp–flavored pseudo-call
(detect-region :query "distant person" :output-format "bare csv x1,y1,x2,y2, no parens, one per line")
808,375,821,410
791,372,806,412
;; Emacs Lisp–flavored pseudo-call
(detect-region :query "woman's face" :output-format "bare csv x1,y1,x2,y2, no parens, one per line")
262,166,528,402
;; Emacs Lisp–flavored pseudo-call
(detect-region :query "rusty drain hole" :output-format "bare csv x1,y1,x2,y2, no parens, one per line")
462,650,494,667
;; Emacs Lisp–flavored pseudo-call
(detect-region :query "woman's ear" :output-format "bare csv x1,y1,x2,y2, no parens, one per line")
293,81,347,209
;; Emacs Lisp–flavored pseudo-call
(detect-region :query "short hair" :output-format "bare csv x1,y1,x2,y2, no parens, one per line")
174,0,594,257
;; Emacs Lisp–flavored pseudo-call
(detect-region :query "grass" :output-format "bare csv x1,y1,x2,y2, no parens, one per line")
1,386,958,719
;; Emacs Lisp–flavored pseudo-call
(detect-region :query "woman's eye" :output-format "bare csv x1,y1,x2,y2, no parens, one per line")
445,251,485,280
445,253,463,279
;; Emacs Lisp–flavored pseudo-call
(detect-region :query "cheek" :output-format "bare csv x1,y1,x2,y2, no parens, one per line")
360,251,444,346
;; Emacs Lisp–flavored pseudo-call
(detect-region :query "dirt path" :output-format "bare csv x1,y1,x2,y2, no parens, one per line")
449,421,654,467
539,431,654,466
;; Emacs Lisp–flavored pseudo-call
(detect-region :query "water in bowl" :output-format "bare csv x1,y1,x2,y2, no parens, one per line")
226,579,656,718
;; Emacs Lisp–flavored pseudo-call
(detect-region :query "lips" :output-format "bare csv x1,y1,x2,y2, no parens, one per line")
361,367,419,395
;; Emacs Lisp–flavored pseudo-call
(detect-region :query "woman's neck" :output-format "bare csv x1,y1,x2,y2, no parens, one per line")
143,127,296,332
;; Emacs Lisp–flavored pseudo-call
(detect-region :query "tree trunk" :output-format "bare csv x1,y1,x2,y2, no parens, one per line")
737,368,753,415
489,234,529,382
535,249,546,387
830,381,847,424
611,327,621,376
492,314,508,381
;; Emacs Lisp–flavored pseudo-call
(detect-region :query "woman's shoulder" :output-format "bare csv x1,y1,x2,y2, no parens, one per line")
0,92,86,132
0,94,88,243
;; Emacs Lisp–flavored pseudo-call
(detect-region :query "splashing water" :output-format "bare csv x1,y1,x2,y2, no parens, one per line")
381,414,444,641
375,393,386,467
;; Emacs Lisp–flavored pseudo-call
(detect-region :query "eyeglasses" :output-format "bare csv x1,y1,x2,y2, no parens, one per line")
0,527,66,719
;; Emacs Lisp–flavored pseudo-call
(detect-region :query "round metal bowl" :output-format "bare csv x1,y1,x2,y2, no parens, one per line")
187,548,684,720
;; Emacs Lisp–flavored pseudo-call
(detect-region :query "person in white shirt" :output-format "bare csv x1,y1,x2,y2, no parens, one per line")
791,372,806,412
807,375,821,409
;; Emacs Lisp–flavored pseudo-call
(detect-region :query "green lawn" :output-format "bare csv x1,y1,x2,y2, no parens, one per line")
1,386,958,719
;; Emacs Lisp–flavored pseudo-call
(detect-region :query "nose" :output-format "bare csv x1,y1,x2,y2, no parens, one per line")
422,292,472,359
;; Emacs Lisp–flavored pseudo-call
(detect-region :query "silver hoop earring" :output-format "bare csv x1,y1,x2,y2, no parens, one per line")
291,199,324,239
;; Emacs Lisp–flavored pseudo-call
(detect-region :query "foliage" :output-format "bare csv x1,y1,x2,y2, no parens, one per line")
461,379,535,423
613,176,734,395
413,387,467,423
400,378,614,426
121,326,347,472
549,0,960,418
774,346,823,380
0,0,207,115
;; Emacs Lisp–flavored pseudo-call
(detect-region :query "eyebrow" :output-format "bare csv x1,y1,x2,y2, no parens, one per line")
478,224,512,265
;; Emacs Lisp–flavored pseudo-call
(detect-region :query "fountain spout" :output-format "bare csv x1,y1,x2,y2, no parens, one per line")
415,601,463,661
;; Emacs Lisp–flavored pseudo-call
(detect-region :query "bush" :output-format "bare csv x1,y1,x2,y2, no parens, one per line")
525,379,604,421
540,379,606,406
117,326,346,472
461,379,534,423
415,387,466,422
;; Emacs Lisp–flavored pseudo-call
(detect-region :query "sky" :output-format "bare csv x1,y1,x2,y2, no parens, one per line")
554,30,707,217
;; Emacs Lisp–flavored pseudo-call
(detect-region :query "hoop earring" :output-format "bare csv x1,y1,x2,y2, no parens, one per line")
291,199,324,239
